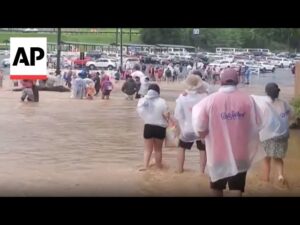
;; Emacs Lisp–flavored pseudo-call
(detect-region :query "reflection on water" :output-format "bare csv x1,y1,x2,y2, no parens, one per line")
0,82,299,196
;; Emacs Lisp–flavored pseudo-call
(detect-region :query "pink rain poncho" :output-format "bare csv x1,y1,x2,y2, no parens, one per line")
192,86,265,182
174,91,208,142
251,95,293,142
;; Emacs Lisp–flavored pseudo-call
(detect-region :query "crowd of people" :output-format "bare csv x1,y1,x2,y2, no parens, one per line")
137,68,293,197
17,62,293,197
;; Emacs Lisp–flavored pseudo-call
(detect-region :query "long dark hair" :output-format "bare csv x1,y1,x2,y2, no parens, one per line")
265,82,280,101
148,83,160,95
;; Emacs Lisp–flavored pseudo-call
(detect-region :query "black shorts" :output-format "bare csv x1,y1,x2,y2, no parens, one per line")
210,172,247,192
143,124,166,140
178,139,206,151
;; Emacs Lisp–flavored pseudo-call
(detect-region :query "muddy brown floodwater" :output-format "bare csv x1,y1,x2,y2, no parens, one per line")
0,80,299,196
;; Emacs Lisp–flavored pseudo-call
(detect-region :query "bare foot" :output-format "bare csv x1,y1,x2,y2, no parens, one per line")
139,168,148,172
200,171,206,177
275,176,289,189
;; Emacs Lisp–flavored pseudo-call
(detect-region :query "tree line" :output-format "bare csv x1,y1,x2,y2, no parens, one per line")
140,28,300,52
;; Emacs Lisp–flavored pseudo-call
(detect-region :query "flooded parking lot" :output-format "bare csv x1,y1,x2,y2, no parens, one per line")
0,71,299,196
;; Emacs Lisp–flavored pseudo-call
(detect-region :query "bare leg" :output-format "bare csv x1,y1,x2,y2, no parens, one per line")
262,157,271,182
212,189,223,197
200,151,207,174
140,139,154,171
274,158,284,182
228,190,242,197
177,148,185,173
153,138,164,169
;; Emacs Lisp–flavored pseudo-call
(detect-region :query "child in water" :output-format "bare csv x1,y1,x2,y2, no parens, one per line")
86,82,96,100
101,75,113,100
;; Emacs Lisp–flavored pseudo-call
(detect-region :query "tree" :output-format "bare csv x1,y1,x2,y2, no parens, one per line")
140,28,300,51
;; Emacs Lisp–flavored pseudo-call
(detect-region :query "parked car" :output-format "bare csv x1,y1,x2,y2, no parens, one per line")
1,58,10,67
275,58,293,68
209,60,231,69
257,62,276,73
267,57,292,68
124,57,140,68
73,56,92,68
0,50,9,55
86,58,117,70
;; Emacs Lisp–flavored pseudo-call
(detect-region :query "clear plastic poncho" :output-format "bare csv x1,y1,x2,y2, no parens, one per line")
174,91,208,142
72,78,86,99
251,95,292,142
192,86,265,182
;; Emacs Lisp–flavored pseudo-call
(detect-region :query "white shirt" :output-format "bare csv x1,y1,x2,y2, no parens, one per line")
137,97,169,128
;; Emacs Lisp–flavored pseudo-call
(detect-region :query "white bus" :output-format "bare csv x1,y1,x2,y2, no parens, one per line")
216,47,271,55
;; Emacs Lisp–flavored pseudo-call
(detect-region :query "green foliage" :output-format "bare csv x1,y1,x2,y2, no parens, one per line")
2,28,300,52
0,31,141,44
140,28,300,51
291,98,300,118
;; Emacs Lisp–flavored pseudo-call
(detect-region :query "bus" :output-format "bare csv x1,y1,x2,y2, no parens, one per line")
216,47,271,55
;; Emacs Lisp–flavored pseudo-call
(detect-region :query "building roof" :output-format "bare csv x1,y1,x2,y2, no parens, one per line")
156,44,195,49
123,43,155,47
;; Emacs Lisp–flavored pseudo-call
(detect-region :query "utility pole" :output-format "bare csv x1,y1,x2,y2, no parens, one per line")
56,28,61,76
120,28,123,70
116,28,118,47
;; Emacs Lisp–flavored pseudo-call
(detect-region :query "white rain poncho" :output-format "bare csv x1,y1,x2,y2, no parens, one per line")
174,91,208,142
131,71,146,82
138,78,150,96
192,86,265,182
137,90,169,128
84,78,95,87
251,95,293,142
72,78,86,99
195,81,213,94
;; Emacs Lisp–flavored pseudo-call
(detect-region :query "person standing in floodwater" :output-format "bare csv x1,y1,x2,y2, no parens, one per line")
192,68,263,197
121,75,137,100
93,72,101,96
256,83,293,186
135,76,141,99
137,83,170,170
100,75,113,100
138,77,150,98
21,80,34,102
174,74,208,174
32,80,39,102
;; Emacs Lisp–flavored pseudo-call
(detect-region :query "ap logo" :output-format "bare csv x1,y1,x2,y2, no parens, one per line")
10,37,47,80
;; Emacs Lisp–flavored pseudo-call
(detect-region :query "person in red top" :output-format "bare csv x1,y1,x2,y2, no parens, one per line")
157,67,164,82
